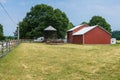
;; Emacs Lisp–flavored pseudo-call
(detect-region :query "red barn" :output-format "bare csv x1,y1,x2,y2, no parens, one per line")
67,25,111,44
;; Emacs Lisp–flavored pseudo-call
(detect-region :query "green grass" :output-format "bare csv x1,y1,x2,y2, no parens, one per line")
117,40,120,44
0,43,120,80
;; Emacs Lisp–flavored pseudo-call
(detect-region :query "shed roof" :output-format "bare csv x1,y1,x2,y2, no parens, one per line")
73,26,96,35
44,26,57,31
68,25,83,31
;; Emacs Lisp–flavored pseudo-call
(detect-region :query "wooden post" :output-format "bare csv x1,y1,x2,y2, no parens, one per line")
6,41,9,52
16,40,18,46
1,41,4,55
8,41,10,51
6,42,8,53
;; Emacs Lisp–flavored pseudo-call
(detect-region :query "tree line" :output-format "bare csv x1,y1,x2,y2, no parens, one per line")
0,24,16,40
81,16,111,33
1,4,119,40
18,4,112,39
112,31,120,40
18,4,73,39
0,24,4,40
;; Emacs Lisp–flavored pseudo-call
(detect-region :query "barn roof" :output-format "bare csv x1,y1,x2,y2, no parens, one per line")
44,26,57,31
73,26,96,35
68,25,83,31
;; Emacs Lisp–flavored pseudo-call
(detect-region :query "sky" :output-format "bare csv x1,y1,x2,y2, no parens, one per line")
0,0,120,36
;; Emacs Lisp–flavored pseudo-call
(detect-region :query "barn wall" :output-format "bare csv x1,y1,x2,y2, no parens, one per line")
84,27,111,44
67,31,73,43
67,24,88,43
72,35,83,44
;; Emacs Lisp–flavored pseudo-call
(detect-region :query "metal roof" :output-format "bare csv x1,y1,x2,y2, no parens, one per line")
73,26,96,35
68,25,83,31
44,26,57,31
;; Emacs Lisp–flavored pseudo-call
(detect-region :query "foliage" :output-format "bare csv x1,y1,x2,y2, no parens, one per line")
14,27,18,37
0,43,120,80
5,36,17,40
67,22,74,30
89,16,111,32
112,31,120,40
81,16,111,33
81,21,89,25
0,24,4,40
19,4,70,39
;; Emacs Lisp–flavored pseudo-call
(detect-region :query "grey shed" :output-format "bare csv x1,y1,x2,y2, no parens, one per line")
44,26,57,41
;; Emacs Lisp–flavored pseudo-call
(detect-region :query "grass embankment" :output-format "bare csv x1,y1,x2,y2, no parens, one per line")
0,43,120,80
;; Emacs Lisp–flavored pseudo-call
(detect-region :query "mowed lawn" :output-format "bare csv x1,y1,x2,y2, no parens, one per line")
0,43,120,80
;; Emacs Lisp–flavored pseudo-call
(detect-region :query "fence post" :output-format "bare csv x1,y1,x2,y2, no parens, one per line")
1,41,4,55
0,40,21,58
8,41,10,52
6,42,8,53
6,41,9,52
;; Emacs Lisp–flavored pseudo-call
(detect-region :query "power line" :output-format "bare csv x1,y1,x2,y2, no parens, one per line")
0,2,16,25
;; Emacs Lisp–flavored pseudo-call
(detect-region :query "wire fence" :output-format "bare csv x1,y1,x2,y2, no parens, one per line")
0,39,47,58
0,40,20,58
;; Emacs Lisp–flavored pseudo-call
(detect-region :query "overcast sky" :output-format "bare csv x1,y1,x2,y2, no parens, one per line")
0,0,120,36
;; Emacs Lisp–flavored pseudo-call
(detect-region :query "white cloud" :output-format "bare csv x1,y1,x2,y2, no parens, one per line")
87,4,120,30
51,0,120,30
1,0,120,35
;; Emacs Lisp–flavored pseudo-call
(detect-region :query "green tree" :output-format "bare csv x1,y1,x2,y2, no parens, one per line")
0,24,4,40
89,16,111,32
5,36,16,40
19,4,70,39
112,31,120,40
81,21,89,25
67,22,74,30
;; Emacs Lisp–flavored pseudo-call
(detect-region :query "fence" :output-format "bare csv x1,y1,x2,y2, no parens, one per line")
0,40,20,58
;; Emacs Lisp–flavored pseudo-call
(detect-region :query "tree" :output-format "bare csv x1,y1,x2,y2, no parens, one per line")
0,24,4,40
5,36,16,40
89,16,111,32
81,21,89,25
19,4,70,39
112,31,120,40
67,22,74,30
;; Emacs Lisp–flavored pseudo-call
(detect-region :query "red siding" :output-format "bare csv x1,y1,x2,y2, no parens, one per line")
72,35,83,44
68,25,111,44
67,24,88,43
84,27,111,44
67,31,73,43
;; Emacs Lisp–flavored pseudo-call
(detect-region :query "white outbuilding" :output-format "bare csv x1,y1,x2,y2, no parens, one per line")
111,38,116,44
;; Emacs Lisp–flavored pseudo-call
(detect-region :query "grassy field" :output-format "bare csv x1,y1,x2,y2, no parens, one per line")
0,43,120,80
